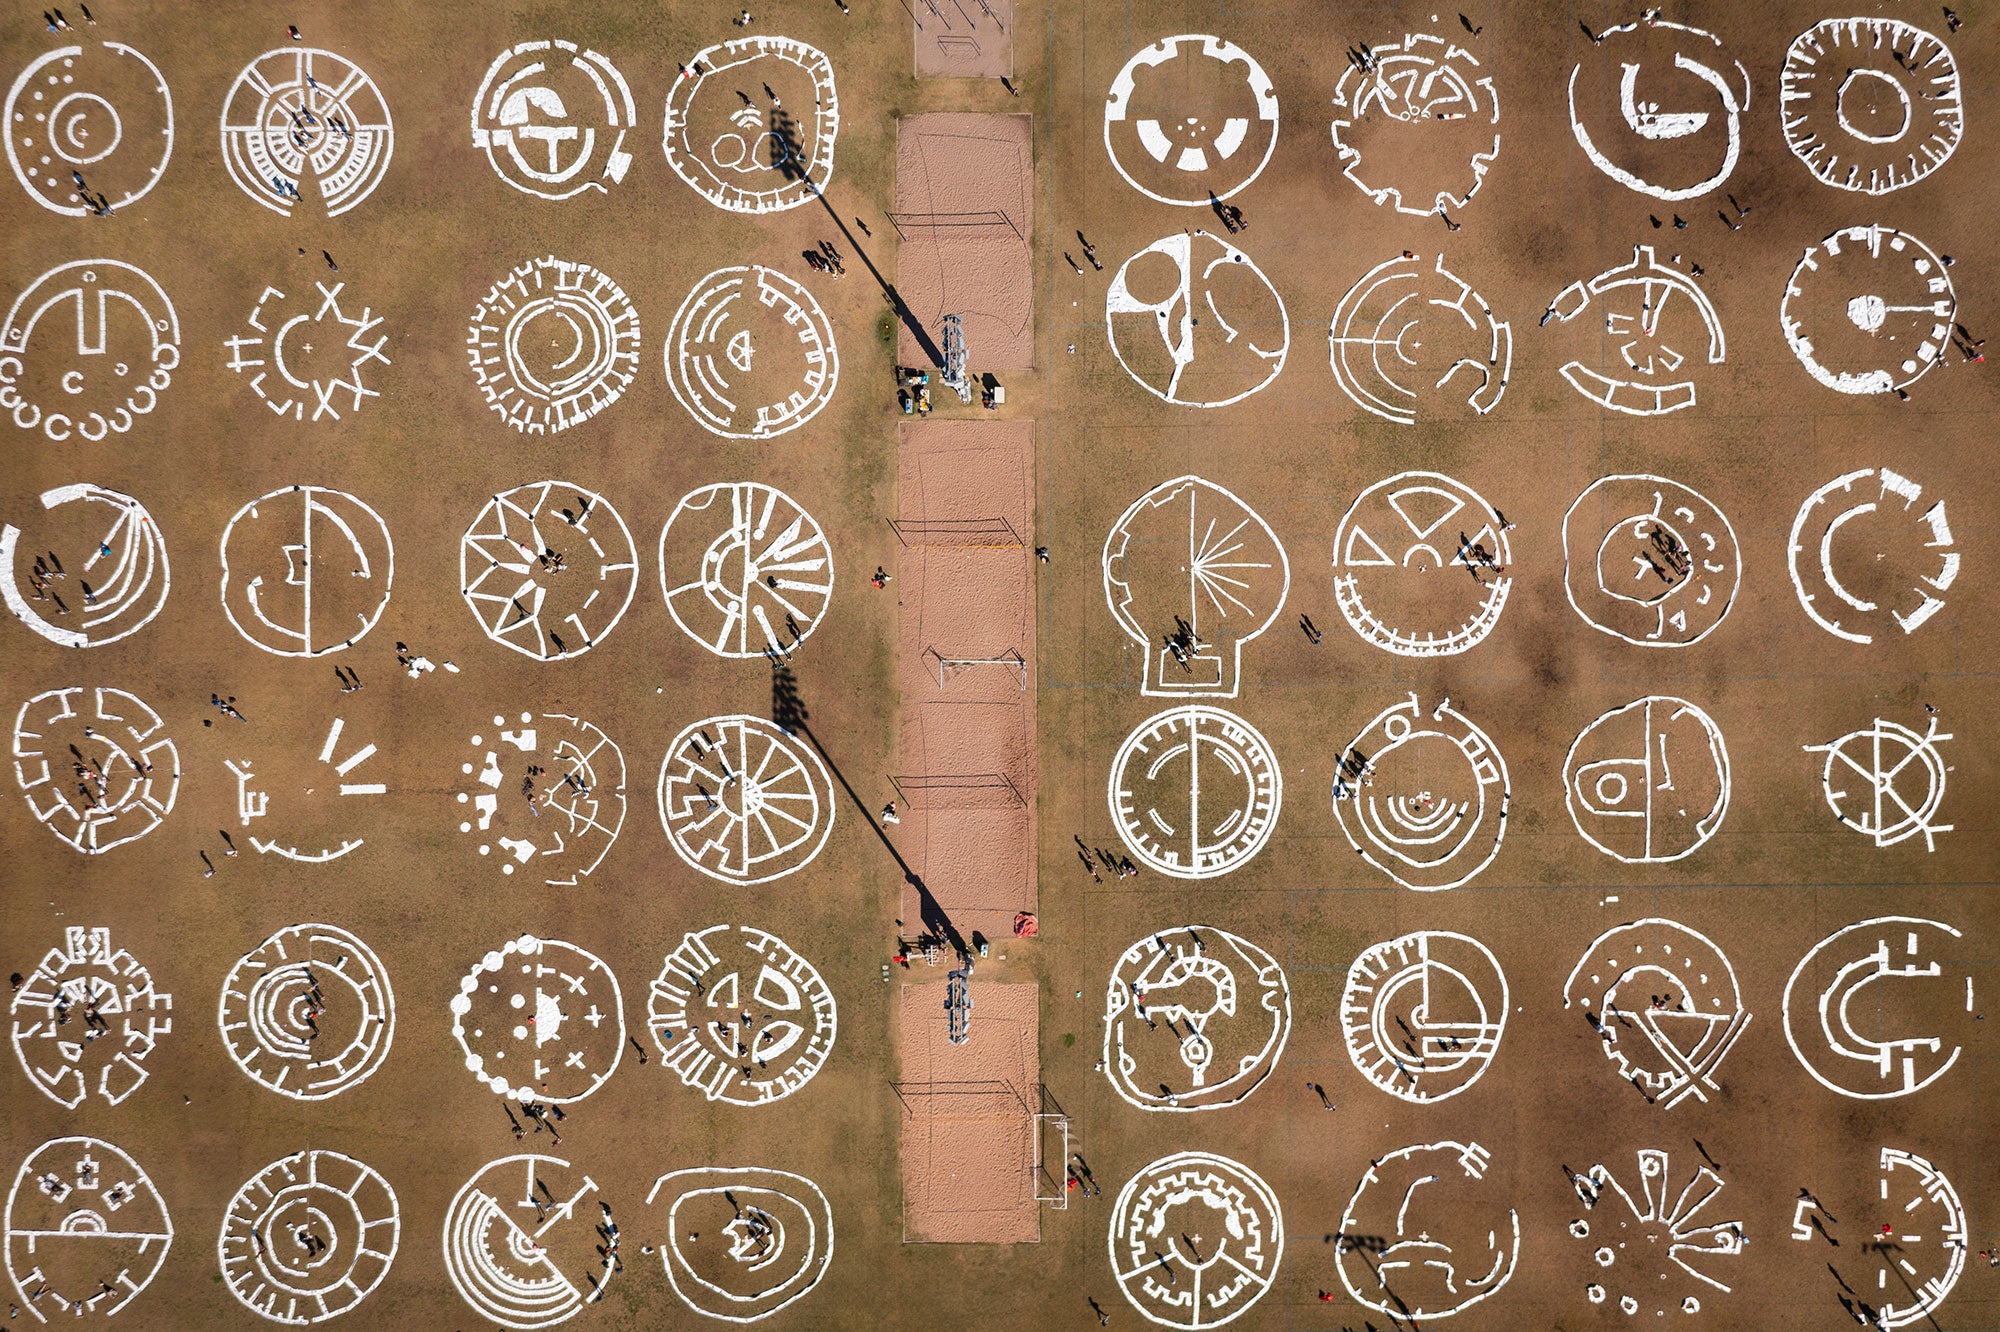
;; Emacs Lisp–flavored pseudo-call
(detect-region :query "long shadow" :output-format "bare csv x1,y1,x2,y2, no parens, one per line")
770,107,946,367
772,664,967,957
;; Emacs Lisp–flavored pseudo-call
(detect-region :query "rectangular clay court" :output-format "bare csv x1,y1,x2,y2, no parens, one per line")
0,1,1996,1330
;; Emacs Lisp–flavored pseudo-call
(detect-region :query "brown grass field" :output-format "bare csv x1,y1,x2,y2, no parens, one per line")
1,0,1996,1329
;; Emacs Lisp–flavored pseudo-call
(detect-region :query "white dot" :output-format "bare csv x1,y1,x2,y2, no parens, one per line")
512,1025,527,1039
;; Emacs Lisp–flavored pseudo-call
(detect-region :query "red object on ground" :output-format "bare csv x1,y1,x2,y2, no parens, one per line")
1013,912,1037,937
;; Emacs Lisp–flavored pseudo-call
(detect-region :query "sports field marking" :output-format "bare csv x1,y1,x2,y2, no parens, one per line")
1102,477,1287,696
648,925,837,1107
1568,20,1748,200
1781,18,1962,195
1783,917,1971,1100
472,40,634,199
1,259,180,442
11,926,171,1109
451,935,625,1105
1101,925,1289,1113
218,922,393,1102
5,42,172,216
1,484,169,648
1564,696,1730,864
218,1149,398,1325
220,48,392,217
1337,1141,1517,1320
1563,918,1748,1109
12,684,177,854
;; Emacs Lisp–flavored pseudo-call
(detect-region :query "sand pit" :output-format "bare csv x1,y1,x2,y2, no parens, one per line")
895,114,1033,370
894,422,1036,941
897,981,1039,1243
913,0,1015,79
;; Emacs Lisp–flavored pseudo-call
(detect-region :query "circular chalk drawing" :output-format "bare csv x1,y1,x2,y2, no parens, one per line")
1806,714,1953,853
1781,19,1962,195
1109,705,1282,880
1338,1142,1518,1319
218,1150,399,1325
1562,474,1739,647
1332,693,1507,891
224,714,385,865
1328,254,1511,424
5,42,173,216
220,48,392,217
218,922,394,1102
1104,35,1278,206
1568,20,1749,201
1564,697,1730,864
12,685,177,854
460,481,637,661
442,1155,613,1330
457,712,626,884
0,259,179,442
224,279,391,422
1788,466,1956,644
219,485,392,658
467,255,639,435
1102,926,1290,1113
1848,1148,1966,1329
1,484,169,648
1102,476,1289,697
1782,225,1955,396
1340,931,1507,1104
11,926,171,1109
472,40,635,199
1564,918,1748,1109
1783,917,1972,1100
6,1137,173,1322
1109,1151,1281,1328
647,925,837,1107
451,935,624,1105
657,716,835,885
1545,245,1725,416
1331,472,1511,656
661,483,834,659
1569,1150,1744,1315
663,36,837,213
648,1167,833,1323
1330,32,1498,216
664,267,838,439
1106,232,1288,408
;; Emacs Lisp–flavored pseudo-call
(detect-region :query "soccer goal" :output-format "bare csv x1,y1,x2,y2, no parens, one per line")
923,645,1028,690
888,515,1024,548
887,209,1023,242
1032,1112,1071,1209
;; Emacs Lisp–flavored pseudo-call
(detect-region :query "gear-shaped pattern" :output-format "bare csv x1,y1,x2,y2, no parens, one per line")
225,281,389,422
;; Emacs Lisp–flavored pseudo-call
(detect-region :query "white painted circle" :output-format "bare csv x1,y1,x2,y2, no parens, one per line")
0,259,180,442
657,716,835,885
5,43,173,216
663,37,837,213
1,484,169,648
11,685,177,854
1102,926,1289,1112
459,482,636,660
1103,35,1278,206
220,48,393,217
664,267,837,439
218,1150,399,1324
219,485,393,657
1107,1151,1281,1327
218,923,394,1102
